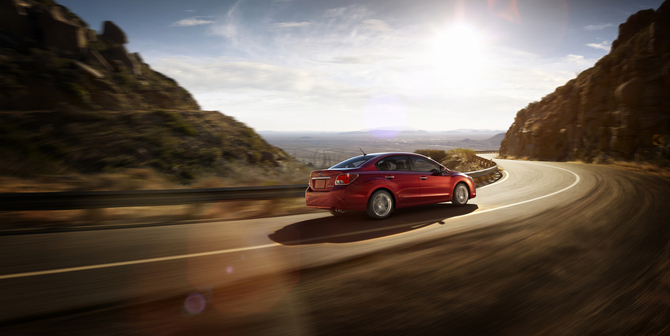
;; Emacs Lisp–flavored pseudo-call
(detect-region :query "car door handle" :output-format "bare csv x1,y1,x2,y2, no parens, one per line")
385,175,394,179
420,176,427,180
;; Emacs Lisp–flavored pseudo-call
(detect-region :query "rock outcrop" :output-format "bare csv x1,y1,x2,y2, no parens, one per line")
101,20,127,45
0,0,291,179
0,0,199,111
500,0,670,163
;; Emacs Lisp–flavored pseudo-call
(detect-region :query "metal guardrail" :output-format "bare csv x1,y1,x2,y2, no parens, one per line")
0,161,499,212
466,165,498,179
0,184,309,211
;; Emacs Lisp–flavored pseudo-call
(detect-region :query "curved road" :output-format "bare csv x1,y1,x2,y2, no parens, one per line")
1,157,668,326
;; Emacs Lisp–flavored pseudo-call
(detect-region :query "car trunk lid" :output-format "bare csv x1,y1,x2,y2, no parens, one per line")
309,170,342,191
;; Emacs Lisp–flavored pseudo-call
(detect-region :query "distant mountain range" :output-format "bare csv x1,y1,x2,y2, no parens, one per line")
259,128,506,136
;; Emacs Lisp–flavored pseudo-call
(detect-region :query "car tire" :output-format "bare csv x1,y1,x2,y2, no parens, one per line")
452,182,469,206
329,208,347,216
367,189,394,219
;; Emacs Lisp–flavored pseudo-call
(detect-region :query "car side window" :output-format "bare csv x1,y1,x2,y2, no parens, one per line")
331,155,376,169
375,155,413,171
410,156,440,173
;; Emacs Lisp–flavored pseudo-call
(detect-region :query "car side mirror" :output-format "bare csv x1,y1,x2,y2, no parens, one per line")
440,166,448,176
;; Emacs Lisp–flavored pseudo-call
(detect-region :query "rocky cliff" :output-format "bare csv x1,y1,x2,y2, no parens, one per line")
0,0,199,110
500,0,670,163
0,0,291,182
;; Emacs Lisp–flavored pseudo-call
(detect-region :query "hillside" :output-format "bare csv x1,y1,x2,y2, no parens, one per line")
500,0,670,164
0,0,292,184
1,110,290,182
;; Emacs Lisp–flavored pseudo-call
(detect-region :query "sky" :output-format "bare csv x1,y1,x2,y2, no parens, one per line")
58,0,665,132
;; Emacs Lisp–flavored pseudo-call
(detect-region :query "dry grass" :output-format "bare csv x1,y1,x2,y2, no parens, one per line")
606,160,670,178
564,159,670,178
499,155,670,179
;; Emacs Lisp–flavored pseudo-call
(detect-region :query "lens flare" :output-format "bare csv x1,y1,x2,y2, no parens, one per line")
363,94,407,139
184,292,207,315
487,0,521,23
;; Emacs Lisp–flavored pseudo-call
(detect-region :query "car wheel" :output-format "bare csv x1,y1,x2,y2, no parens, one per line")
367,190,394,219
452,183,469,206
329,208,347,216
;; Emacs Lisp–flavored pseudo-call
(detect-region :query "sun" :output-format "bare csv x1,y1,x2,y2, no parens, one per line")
429,22,487,84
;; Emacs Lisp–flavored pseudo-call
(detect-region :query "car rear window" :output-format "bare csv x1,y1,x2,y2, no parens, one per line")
330,155,376,169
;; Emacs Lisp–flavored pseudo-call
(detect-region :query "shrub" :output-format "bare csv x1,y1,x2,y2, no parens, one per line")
414,149,449,162
415,148,477,164
67,82,90,104
154,110,197,136
449,148,476,161
198,148,221,165
114,68,141,90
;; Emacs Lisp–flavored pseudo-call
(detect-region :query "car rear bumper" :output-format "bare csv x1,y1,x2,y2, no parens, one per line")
305,185,368,211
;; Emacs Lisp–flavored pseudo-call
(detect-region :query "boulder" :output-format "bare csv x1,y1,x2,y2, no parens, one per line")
133,52,144,64
87,49,113,72
74,61,104,79
86,29,97,43
106,45,141,75
36,4,88,52
109,59,126,73
0,0,32,37
101,21,127,45
260,151,279,166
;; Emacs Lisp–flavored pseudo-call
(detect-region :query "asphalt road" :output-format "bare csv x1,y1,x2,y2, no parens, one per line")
0,156,653,326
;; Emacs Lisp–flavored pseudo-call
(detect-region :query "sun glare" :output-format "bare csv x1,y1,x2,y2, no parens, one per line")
429,22,487,85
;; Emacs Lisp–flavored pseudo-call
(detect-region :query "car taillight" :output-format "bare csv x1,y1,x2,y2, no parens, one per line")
335,173,358,185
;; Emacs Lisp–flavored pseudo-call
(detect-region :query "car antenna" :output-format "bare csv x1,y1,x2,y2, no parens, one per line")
359,148,366,157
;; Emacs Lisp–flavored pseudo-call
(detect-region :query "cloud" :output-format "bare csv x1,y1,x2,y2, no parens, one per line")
163,2,604,131
152,57,350,95
326,55,398,64
171,17,215,27
271,22,311,28
564,54,586,64
185,10,196,13
584,23,613,31
586,41,610,51
324,7,347,17
150,56,375,131
209,0,243,43
362,19,393,32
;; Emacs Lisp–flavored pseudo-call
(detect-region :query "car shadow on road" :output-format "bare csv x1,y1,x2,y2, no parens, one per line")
269,203,479,245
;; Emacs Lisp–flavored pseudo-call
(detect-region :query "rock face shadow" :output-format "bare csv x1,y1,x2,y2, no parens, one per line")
269,203,478,245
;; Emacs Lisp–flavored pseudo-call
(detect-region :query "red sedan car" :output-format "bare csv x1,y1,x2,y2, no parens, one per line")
305,152,476,219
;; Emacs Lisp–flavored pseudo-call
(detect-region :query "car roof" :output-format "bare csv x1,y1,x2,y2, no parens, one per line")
365,152,425,157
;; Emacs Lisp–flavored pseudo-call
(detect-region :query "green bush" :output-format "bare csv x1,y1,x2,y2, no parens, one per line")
415,148,477,163
154,110,197,136
67,82,91,104
198,148,221,164
114,68,141,90
449,148,476,160
414,149,449,162
0,122,64,175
